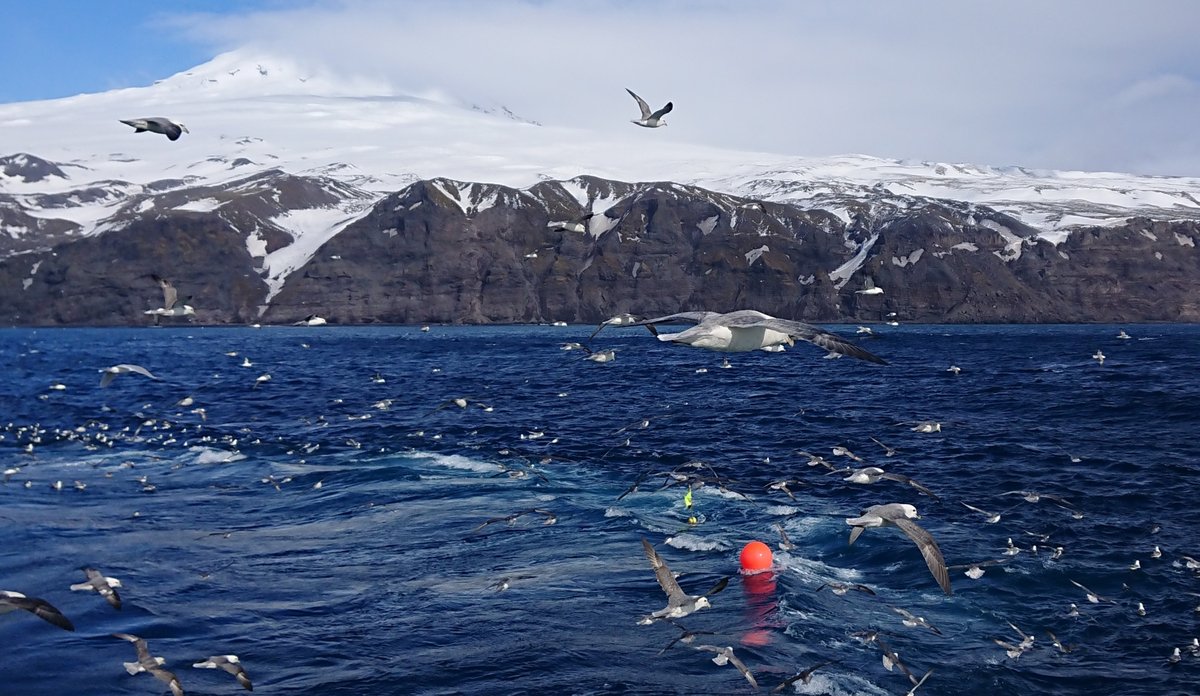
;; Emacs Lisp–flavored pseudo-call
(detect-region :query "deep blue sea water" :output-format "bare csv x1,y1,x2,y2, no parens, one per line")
2,324,1199,695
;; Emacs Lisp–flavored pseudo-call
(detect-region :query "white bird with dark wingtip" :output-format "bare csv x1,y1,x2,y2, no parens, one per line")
846,503,952,595
194,654,252,691
144,276,195,323
70,567,122,608
113,633,184,696
119,117,189,141
694,644,757,689
0,590,75,631
99,364,159,388
593,309,887,363
638,538,727,624
626,88,672,128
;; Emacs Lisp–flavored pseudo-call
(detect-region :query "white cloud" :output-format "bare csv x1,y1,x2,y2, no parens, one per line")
166,0,1200,175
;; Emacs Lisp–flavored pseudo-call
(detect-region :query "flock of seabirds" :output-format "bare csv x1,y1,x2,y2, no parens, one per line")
3,87,1196,695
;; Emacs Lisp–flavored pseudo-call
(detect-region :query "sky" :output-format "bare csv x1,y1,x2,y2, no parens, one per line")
3,0,1200,177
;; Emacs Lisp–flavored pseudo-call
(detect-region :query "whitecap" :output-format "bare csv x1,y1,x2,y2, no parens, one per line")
190,447,246,464
409,451,498,474
665,533,731,552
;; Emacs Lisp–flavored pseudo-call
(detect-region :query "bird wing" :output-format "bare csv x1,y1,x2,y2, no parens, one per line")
154,276,178,309
99,371,117,388
163,122,183,141
893,518,952,596
702,576,730,598
3,595,75,631
729,315,887,364
149,666,184,696
113,633,153,663
119,119,148,132
724,649,758,689
961,502,993,516
642,538,686,603
881,473,941,502
635,311,717,327
649,101,674,120
120,364,159,380
626,88,653,119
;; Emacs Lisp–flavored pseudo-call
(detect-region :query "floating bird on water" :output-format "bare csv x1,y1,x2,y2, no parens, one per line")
1117,330,1131,340
626,88,673,128
947,559,1008,580
0,590,75,630
593,309,887,363
70,567,122,609
113,633,184,696
1093,349,1106,365
119,117,188,141
99,364,158,388
947,365,962,375
846,503,952,595
910,421,942,433
193,654,252,691
638,538,728,624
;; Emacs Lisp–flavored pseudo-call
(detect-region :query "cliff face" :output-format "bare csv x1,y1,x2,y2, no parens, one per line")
2,172,1199,326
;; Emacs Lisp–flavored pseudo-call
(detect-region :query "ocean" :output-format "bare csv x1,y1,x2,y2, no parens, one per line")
2,324,1198,695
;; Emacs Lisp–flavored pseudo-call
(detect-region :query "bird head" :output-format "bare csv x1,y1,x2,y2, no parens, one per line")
898,503,920,519
695,596,712,610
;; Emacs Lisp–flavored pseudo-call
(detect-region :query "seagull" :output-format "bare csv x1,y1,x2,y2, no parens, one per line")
119,117,189,141
1069,578,1114,604
1117,330,1131,340
814,581,876,596
1092,349,1106,365
773,522,797,551
869,436,898,457
193,655,252,691
772,661,837,693
295,314,327,326
112,633,184,696
947,559,1008,580
638,538,727,624
70,567,122,609
961,502,1002,524
946,365,962,375
596,309,887,363
626,88,672,128
144,276,195,322
892,606,942,635
1046,630,1075,653
693,644,757,689
910,421,942,433
585,348,617,363
840,467,940,501
846,503,952,595
1002,490,1082,517
99,364,158,388
0,590,75,630
656,620,716,655
906,669,935,696
856,279,884,295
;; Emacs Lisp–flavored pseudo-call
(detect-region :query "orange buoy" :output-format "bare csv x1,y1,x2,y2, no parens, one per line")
739,540,773,574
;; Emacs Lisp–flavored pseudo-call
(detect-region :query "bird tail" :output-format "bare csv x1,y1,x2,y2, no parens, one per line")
124,661,144,675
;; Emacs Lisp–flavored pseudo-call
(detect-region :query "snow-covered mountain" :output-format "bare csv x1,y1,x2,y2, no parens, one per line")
1,51,1198,325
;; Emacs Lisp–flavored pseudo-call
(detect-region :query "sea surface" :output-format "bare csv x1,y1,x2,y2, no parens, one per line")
2,324,1198,696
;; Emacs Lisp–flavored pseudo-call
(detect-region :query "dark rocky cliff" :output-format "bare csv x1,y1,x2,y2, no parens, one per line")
2,172,1198,326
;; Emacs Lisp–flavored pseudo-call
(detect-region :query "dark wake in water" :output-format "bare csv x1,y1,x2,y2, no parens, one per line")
2,324,1198,695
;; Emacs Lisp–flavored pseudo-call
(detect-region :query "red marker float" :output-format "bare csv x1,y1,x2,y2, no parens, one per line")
739,540,773,574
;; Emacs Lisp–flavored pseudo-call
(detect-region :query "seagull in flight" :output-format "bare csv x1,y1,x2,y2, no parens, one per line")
70,567,122,608
144,276,195,323
119,117,189,141
593,309,887,363
693,644,758,689
99,364,159,388
0,590,75,630
839,466,940,501
638,538,728,624
193,654,252,691
626,88,673,128
113,633,184,696
846,503,952,595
